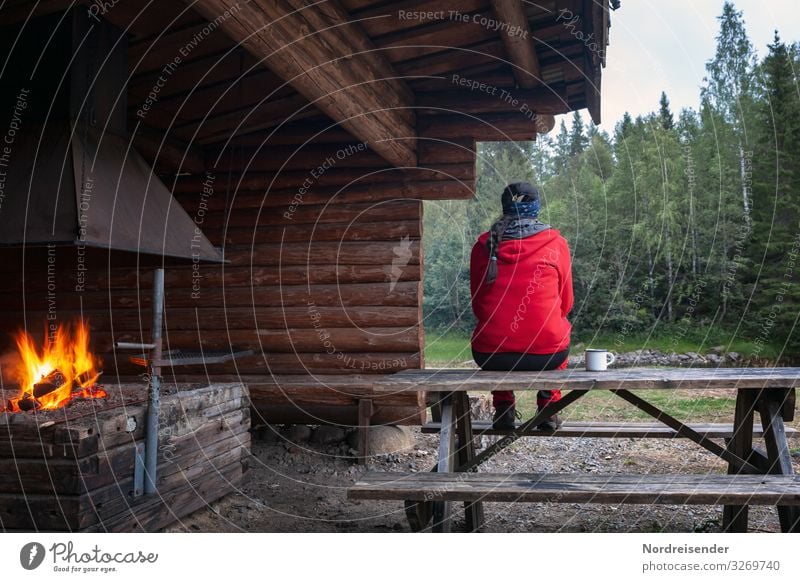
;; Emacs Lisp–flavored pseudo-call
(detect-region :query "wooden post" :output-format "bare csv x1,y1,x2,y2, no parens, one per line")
758,390,800,533
455,392,485,532
357,399,373,466
432,392,456,533
722,389,757,532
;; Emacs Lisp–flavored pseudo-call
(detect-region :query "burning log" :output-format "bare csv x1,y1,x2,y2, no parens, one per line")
16,395,41,411
33,370,67,398
6,320,106,412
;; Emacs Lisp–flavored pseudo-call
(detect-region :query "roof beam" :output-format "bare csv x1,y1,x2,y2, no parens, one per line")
489,0,541,88
189,0,417,167
416,87,571,116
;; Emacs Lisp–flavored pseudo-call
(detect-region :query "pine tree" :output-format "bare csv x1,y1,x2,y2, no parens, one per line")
659,92,674,130
552,119,570,172
568,111,587,156
746,31,800,351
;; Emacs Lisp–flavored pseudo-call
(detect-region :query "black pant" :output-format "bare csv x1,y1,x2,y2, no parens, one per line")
472,348,570,405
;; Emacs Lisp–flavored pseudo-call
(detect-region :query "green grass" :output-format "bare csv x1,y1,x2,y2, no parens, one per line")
425,330,473,366
576,329,782,361
515,390,737,423
425,328,785,365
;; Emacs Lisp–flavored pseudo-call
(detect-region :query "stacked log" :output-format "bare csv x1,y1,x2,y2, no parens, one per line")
0,382,249,532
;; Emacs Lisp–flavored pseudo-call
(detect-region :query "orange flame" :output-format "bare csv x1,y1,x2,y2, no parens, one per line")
6,320,106,412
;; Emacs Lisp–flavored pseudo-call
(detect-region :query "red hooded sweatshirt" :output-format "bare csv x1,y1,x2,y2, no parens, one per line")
470,228,573,355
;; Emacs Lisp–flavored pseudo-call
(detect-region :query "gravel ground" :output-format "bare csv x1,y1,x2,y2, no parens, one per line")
164,426,800,533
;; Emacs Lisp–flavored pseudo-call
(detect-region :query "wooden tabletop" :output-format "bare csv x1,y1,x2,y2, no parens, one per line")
372,367,800,392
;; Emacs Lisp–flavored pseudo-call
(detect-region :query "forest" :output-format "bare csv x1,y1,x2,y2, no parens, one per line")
423,3,800,360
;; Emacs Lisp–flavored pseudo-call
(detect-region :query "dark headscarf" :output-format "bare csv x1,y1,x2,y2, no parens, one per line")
485,182,550,285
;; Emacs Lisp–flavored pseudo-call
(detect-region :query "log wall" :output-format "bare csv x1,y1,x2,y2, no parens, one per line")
0,124,477,427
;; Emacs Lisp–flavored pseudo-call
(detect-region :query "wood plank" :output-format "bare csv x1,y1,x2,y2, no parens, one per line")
374,368,800,393
175,181,469,213
432,393,456,532
174,93,321,144
93,326,423,353
251,403,424,426
416,87,571,116
212,143,390,173
759,393,800,532
0,281,421,311
0,262,420,291
454,392,484,532
0,411,249,495
421,421,798,439
490,0,541,88
2,305,419,332
214,221,420,245
172,163,474,193
351,0,486,38
349,473,800,505
217,200,421,227
145,351,422,376
418,113,554,141
133,126,206,174
129,22,235,74
723,389,758,532
190,0,417,167
128,50,258,104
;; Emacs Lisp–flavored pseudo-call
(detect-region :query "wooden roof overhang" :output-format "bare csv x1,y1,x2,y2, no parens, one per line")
1,0,612,199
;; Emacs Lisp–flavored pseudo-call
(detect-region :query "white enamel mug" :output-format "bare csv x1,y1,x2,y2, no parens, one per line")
585,349,616,371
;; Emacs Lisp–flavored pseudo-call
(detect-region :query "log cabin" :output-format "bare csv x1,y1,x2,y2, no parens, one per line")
0,0,613,434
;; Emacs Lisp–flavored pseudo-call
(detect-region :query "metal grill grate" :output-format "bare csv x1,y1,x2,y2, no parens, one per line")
129,349,254,367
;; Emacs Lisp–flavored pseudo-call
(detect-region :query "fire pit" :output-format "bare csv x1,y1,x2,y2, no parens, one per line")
4,320,106,412
0,381,249,532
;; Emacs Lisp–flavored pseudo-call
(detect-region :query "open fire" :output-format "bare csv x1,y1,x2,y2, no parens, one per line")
4,320,106,412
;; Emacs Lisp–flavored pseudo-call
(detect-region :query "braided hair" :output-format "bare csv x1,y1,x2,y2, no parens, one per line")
485,182,541,285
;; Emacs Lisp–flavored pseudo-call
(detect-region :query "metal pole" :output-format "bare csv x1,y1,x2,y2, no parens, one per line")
144,268,165,495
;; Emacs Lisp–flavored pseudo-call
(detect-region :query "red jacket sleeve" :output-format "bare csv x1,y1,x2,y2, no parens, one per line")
558,236,574,318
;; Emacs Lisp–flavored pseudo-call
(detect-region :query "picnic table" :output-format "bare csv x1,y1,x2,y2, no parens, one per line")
348,367,800,533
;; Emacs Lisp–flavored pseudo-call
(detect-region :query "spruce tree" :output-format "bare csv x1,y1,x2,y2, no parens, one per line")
659,92,675,130
746,32,800,352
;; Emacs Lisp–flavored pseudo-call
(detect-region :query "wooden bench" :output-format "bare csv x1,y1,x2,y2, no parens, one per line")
422,420,799,439
350,472,800,506
350,367,800,533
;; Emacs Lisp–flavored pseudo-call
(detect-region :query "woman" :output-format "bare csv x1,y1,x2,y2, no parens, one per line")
470,182,573,430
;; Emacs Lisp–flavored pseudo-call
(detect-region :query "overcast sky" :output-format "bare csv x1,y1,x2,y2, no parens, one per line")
586,0,800,131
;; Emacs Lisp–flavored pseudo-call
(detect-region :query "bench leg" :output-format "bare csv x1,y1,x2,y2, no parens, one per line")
357,399,373,465
455,392,485,532
723,389,756,532
758,389,800,533
432,392,456,533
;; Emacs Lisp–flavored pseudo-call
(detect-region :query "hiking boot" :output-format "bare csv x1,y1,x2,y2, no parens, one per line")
535,409,563,432
492,402,516,430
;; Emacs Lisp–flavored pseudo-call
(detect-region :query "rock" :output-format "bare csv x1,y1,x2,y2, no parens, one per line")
685,351,699,360
311,424,347,445
709,345,724,355
252,423,281,443
282,424,312,443
726,351,741,362
346,425,415,456
706,353,722,364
